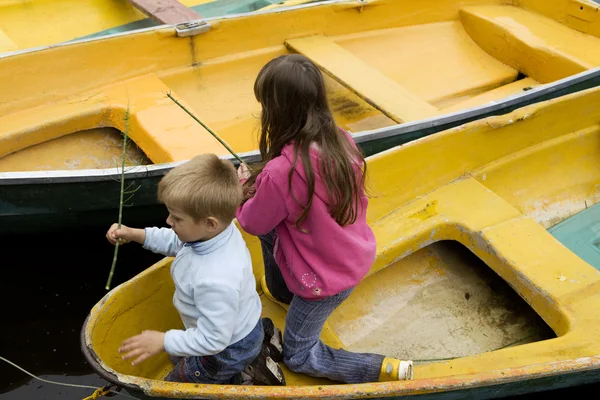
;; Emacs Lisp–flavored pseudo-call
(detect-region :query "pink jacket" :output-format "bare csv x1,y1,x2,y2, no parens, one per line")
236,133,376,299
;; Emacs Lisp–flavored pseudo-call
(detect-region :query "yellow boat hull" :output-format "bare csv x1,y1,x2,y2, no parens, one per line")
82,84,600,398
2,0,600,174
0,0,304,54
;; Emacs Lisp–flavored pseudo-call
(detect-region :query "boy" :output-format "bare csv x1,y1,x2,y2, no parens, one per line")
106,153,285,385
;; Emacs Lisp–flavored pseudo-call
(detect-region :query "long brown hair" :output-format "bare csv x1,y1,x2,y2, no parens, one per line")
246,54,367,228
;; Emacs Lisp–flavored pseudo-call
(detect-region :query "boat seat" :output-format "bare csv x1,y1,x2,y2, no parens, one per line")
460,4,600,83
439,77,540,114
285,35,438,123
127,0,203,25
356,176,600,379
366,178,523,280
0,76,225,163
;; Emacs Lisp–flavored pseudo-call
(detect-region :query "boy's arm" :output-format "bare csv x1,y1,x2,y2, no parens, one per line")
143,227,183,257
163,282,239,357
236,171,287,236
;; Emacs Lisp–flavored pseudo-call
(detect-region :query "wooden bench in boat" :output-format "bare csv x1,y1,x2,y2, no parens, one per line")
127,0,210,36
439,77,540,114
0,76,224,164
127,0,202,24
460,4,600,83
285,35,439,123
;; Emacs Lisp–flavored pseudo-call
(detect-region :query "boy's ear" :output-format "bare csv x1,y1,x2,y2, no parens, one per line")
205,217,219,231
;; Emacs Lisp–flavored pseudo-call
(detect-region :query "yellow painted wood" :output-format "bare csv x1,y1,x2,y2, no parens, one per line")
0,0,303,52
518,0,600,37
103,76,230,164
333,21,519,108
83,85,600,398
285,35,438,122
0,0,209,50
0,28,17,53
0,128,150,172
3,0,600,173
127,0,203,25
439,77,540,114
460,4,600,83
472,124,600,228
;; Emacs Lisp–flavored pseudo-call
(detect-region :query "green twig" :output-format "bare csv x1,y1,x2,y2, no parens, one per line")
105,110,130,290
165,92,249,168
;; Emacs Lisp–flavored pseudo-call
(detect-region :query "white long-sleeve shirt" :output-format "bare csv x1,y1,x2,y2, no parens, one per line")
143,223,261,357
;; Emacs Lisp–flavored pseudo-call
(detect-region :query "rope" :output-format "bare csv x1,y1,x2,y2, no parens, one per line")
83,386,113,400
0,356,139,400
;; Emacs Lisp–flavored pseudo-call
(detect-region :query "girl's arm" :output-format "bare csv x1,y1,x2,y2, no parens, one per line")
236,171,287,236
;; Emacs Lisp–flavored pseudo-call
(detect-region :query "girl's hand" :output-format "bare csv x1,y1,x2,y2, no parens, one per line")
118,330,165,366
237,164,250,181
106,224,145,245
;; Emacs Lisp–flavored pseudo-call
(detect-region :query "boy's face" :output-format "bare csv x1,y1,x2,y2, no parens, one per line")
165,204,219,243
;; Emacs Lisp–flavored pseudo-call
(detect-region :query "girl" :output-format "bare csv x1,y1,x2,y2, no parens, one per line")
236,54,413,384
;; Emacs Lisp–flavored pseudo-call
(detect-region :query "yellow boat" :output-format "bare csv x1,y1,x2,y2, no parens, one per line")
81,84,600,399
2,0,600,235
0,0,305,53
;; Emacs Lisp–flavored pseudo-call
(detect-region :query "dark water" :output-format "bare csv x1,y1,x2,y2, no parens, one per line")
0,225,163,400
0,224,598,399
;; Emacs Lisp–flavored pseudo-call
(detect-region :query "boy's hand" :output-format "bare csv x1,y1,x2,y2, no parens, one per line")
119,330,165,366
106,224,145,245
237,164,251,181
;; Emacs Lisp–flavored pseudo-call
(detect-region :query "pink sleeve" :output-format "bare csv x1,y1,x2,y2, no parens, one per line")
236,171,288,236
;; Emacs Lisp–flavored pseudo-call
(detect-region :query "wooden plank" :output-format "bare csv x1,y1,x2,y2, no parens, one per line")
460,5,600,83
127,0,203,25
285,35,438,123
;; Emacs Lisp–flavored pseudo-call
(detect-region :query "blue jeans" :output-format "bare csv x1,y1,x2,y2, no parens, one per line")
284,289,384,383
259,230,384,383
165,319,264,384
258,231,293,305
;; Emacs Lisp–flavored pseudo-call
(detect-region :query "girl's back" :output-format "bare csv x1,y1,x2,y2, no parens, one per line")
237,128,375,299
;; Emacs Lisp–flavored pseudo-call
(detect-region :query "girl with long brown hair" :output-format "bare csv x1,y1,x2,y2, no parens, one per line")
236,54,413,383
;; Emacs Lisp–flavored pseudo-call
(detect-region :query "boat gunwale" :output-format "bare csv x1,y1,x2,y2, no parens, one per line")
2,66,599,185
0,0,346,60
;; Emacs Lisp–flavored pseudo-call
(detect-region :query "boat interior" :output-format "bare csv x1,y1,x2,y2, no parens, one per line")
2,0,600,174
84,84,600,397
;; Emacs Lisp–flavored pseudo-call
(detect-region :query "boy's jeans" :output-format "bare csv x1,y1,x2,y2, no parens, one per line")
165,319,264,384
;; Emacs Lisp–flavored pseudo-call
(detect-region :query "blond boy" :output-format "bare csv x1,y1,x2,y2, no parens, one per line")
106,154,283,385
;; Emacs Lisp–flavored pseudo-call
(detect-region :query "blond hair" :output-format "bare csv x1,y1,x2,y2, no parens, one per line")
157,154,242,223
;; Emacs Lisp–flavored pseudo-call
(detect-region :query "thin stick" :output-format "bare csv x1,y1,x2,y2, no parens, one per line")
105,110,130,290
166,92,249,168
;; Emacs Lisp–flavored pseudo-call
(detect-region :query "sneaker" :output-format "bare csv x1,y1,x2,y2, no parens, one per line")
262,318,283,362
378,358,414,381
231,370,254,385
243,346,286,386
